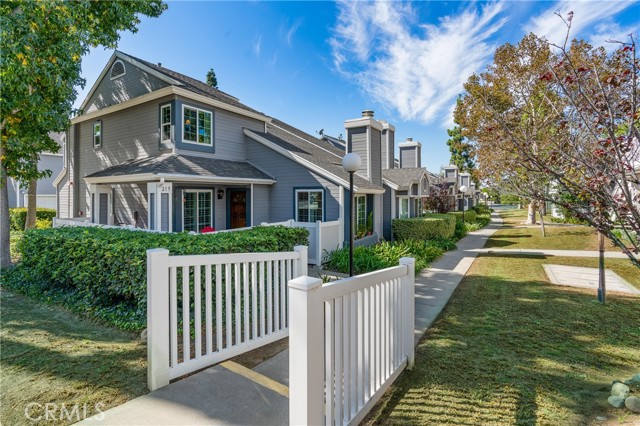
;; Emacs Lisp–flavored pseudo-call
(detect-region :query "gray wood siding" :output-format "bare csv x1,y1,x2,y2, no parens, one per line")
113,183,148,228
76,98,170,215
214,189,226,231
174,97,264,160
383,184,393,240
374,193,383,238
85,63,168,113
252,184,270,224
371,129,382,186
347,127,368,179
38,154,64,195
400,147,416,168
57,176,71,218
247,139,340,223
382,129,394,170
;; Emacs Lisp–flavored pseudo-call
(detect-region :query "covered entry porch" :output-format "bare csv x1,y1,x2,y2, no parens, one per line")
84,154,275,232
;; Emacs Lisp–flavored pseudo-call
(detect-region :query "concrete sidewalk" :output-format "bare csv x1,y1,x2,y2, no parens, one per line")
78,213,505,426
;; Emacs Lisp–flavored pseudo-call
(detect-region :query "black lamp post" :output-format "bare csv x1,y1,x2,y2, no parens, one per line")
342,152,361,277
459,185,468,223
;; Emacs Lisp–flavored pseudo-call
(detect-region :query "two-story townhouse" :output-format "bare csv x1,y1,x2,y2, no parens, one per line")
56,51,386,242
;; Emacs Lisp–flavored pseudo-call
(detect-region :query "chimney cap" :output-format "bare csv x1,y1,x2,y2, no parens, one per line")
406,137,413,141
361,109,374,118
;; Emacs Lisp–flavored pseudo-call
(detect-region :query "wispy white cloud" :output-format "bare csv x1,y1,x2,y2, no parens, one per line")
330,1,508,126
254,34,262,57
588,21,639,51
281,17,304,47
524,1,635,47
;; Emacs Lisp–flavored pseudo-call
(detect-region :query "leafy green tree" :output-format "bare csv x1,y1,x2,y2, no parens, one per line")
206,68,218,89
0,0,166,267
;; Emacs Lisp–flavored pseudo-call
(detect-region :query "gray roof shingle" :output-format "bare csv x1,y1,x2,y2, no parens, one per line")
246,121,383,192
120,51,267,118
86,154,274,181
383,167,427,189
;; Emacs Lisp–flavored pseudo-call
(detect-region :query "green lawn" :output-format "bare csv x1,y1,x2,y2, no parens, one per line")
366,255,640,426
0,289,147,425
487,209,619,251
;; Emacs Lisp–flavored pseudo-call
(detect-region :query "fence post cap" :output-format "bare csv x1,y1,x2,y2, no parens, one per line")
147,248,170,255
399,257,415,265
289,275,323,291
294,245,308,252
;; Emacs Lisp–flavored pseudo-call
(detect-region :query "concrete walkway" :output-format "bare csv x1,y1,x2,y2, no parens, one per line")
76,212,507,425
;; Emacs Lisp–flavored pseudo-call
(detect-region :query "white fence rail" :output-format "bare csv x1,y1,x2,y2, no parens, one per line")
289,257,415,426
261,219,342,266
147,246,308,390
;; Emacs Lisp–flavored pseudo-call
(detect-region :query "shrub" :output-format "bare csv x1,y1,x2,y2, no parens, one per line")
454,220,468,240
392,214,456,241
323,239,445,276
449,210,477,223
473,205,492,215
7,225,308,331
9,208,56,231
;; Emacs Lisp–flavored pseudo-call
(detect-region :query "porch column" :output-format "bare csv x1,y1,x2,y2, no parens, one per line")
89,184,113,225
147,182,173,232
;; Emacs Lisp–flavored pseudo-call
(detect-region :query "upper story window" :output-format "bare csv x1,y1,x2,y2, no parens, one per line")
296,190,323,222
93,121,102,148
183,105,212,146
110,60,126,80
161,104,171,142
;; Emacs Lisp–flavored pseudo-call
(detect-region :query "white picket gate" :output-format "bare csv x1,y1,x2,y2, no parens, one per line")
288,257,415,426
261,219,342,265
146,246,308,390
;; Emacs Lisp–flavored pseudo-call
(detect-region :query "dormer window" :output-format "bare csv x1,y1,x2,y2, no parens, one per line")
110,60,126,80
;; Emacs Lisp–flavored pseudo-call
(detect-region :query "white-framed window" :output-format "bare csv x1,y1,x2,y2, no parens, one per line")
110,60,126,80
161,104,171,142
183,105,212,146
398,198,409,219
355,195,367,228
183,190,212,232
93,121,102,148
296,190,323,222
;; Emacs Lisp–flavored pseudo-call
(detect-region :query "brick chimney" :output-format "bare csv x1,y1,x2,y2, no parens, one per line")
398,137,421,168
344,110,383,186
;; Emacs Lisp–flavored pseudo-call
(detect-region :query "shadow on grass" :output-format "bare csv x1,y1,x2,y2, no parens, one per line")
369,270,640,425
1,291,146,396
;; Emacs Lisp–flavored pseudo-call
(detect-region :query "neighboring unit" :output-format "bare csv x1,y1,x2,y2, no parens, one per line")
8,132,64,210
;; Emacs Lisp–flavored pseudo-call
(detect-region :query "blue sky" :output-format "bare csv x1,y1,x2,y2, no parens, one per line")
76,1,640,173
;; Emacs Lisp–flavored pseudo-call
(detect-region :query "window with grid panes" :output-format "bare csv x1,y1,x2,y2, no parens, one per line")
296,190,323,222
183,190,212,232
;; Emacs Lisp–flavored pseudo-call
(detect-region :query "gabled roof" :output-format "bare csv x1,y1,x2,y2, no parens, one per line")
383,168,427,190
85,154,274,184
79,51,268,120
244,119,384,193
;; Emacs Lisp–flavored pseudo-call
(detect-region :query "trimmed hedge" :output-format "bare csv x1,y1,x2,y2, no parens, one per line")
449,210,477,223
9,208,56,231
392,213,456,241
7,225,308,330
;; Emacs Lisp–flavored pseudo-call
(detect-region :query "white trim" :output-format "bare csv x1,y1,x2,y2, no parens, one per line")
80,52,184,112
84,172,275,185
250,183,254,227
355,195,367,228
173,87,269,123
366,126,371,180
53,167,67,187
244,129,385,195
73,85,270,125
182,189,213,232
41,152,64,158
93,121,102,148
295,189,324,223
181,104,213,147
344,117,383,131
73,86,175,124
269,122,342,160
160,104,172,143
109,59,126,80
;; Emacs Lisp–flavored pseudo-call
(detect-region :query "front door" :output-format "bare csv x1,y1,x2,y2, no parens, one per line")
230,190,247,228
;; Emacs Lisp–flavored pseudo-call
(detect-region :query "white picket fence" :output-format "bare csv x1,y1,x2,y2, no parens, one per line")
289,257,416,426
261,219,342,266
146,246,308,390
